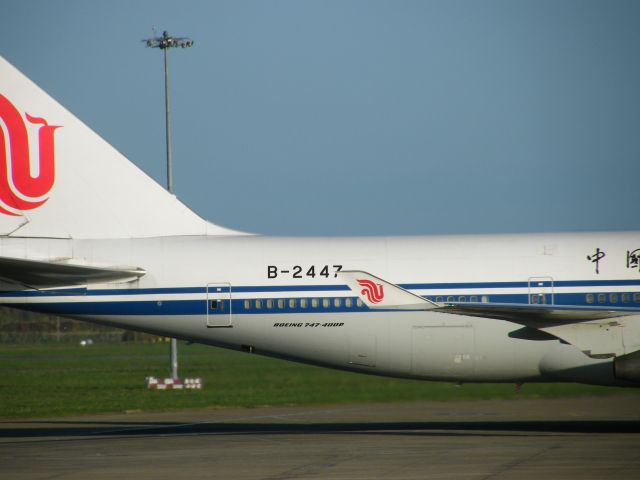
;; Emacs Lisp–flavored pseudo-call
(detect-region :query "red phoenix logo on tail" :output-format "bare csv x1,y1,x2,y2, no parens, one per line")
357,279,385,303
0,94,61,216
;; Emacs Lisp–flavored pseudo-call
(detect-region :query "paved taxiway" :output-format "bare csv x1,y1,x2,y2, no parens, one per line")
1,395,639,479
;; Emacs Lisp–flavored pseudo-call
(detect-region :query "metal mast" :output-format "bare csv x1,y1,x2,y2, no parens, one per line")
143,30,194,380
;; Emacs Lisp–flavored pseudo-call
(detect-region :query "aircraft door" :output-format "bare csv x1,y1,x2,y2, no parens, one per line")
528,276,554,305
206,283,232,327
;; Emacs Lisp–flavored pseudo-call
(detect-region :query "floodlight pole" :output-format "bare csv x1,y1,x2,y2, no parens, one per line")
162,40,177,382
144,30,194,380
163,47,173,193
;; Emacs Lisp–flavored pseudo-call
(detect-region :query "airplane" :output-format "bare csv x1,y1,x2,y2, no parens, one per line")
0,55,639,388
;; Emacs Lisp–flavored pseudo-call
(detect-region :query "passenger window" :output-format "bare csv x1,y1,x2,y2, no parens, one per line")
531,295,539,304
481,295,489,303
446,296,455,303
311,298,319,308
609,293,618,304
470,296,478,303
300,298,308,308
634,293,640,303
436,296,443,302
586,293,594,304
322,298,330,308
345,298,353,308
334,298,342,308
458,296,466,303
289,299,297,309
255,299,262,309
356,298,364,307
597,293,606,304
243,299,250,310
622,293,630,304
210,300,223,310
267,299,274,309
277,299,285,309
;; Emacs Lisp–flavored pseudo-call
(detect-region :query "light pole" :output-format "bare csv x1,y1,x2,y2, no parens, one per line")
144,30,194,380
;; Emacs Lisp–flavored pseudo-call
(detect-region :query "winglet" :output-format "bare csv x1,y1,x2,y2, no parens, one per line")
339,270,438,310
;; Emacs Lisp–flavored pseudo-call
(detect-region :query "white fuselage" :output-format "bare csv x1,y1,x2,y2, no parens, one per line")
2,230,639,387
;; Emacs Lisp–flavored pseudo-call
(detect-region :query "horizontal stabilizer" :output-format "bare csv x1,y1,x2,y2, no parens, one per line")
340,271,439,310
0,256,145,289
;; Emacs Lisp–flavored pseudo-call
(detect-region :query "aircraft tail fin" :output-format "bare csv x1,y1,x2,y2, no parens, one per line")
0,56,241,239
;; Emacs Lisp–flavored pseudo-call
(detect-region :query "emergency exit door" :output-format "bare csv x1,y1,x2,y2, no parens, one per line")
206,283,232,327
528,276,554,305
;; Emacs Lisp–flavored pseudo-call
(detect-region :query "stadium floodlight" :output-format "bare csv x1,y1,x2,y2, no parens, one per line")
142,30,194,194
143,30,194,381
145,30,194,51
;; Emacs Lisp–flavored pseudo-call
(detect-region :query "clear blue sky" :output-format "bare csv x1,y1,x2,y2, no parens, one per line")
2,1,638,236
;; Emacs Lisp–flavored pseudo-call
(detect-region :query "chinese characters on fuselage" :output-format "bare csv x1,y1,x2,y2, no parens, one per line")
585,248,640,274
627,249,640,272
587,248,605,274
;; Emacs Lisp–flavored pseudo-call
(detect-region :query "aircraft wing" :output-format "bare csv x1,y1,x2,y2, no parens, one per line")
0,256,146,289
436,302,633,325
436,302,640,359
341,271,639,358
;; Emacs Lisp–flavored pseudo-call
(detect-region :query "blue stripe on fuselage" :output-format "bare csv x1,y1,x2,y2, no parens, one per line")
1,279,640,316
2,278,640,298
11,292,640,317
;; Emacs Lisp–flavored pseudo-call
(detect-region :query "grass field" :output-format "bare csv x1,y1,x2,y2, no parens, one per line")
1,342,638,419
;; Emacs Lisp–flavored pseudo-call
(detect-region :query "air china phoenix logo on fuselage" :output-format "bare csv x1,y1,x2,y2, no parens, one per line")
0,94,60,216
357,279,385,303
